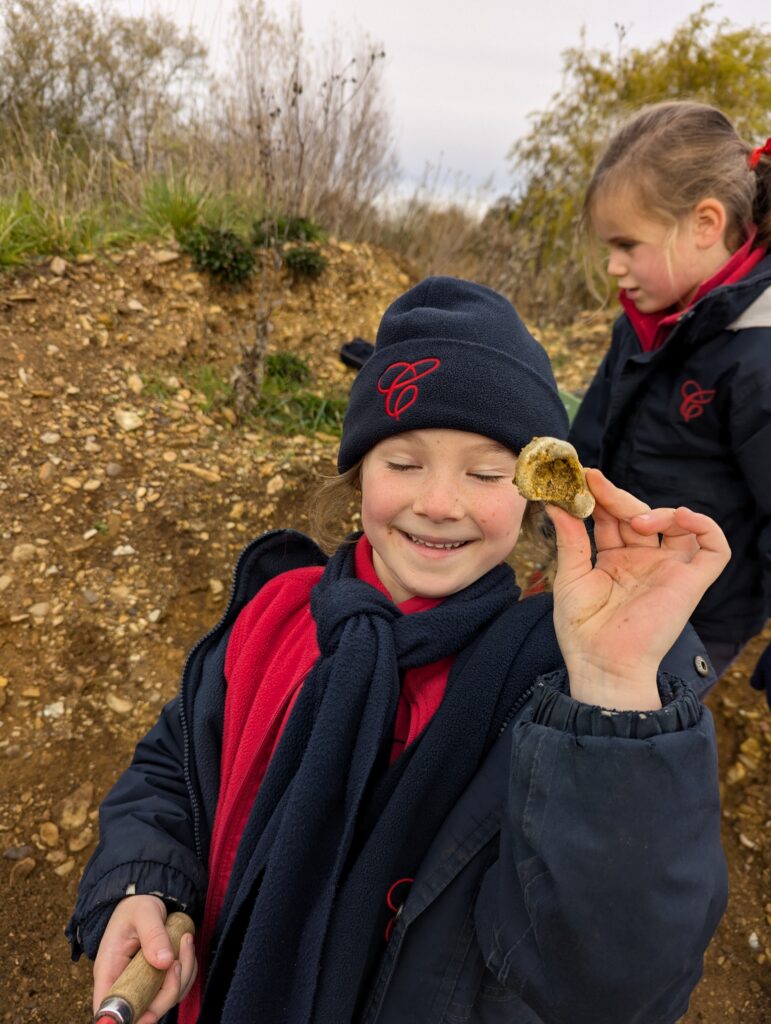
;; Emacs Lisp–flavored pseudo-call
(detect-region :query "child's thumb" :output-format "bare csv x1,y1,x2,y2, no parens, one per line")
547,505,592,586
136,914,174,969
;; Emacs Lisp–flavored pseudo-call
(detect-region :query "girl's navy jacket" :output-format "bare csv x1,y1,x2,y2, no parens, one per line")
68,531,727,1024
569,257,771,648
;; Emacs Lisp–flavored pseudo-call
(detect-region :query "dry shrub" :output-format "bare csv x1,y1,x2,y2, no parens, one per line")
0,0,206,166
0,0,397,253
366,161,493,288
186,0,396,239
371,184,573,327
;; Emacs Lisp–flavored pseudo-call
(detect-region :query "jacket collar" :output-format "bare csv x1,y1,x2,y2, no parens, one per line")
623,253,771,353
621,235,768,352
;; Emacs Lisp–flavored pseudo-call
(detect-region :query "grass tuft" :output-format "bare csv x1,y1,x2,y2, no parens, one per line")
141,373,179,400
255,391,346,435
256,352,345,433
186,365,235,411
253,216,326,248
264,352,312,386
139,174,208,239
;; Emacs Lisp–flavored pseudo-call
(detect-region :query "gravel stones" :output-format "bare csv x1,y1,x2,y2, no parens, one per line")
11,543,39,563
40,822,60,847
114,408,143,431
10,857,36,883
58,782,94,831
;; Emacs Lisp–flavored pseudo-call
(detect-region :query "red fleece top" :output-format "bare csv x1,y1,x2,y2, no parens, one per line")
179,536,453,1023
622,229,766,352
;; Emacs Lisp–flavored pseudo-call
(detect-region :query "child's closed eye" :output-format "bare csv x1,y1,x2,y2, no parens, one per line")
469,472,505,482
386,461,421,472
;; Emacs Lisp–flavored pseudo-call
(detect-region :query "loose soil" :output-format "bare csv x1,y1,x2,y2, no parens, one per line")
0,243,768,1022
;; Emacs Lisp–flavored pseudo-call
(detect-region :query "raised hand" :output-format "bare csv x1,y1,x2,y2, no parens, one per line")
548,468,730,711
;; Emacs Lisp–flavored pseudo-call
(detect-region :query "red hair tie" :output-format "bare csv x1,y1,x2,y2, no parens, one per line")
749,137,771,170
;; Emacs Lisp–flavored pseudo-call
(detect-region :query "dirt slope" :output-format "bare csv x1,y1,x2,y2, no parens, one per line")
0,244,768,1022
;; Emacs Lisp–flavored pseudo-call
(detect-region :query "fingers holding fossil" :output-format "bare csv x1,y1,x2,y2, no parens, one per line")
514,437,595,519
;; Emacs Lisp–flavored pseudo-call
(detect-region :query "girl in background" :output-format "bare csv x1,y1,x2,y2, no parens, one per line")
570,101,771,699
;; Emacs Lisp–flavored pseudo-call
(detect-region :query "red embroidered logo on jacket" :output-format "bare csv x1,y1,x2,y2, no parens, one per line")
679,379,716,422
377,359,440,419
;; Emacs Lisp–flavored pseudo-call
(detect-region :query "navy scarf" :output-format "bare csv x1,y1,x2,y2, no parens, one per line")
200,537,560,1023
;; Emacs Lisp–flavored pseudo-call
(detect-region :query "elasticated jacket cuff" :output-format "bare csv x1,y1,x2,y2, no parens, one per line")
67,890,196,961
529,669,701,738
66,860,203,960
67,901,119,961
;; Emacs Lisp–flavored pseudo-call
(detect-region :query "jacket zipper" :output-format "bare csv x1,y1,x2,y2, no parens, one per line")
497,683,535,737
178,530,285,861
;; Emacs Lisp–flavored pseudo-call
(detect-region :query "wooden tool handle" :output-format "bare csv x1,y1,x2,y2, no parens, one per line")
102,911,195,1020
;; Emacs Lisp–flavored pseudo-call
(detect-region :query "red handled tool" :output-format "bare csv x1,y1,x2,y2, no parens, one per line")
93,911,195,1024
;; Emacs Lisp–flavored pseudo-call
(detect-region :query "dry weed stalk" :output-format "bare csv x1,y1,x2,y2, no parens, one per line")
230,247,283,419
213,0,396,237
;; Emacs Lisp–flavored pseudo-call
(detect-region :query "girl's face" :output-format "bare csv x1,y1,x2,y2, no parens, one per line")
360,429,526,603
591,192,731,313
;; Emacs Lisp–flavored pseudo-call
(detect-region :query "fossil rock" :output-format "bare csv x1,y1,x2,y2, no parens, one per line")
514,436,595,518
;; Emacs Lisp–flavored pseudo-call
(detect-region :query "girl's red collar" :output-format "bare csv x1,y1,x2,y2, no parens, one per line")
621,227,766,352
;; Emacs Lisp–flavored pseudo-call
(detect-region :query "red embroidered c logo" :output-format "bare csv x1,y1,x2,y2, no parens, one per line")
679,379,716,422
377,359,441,419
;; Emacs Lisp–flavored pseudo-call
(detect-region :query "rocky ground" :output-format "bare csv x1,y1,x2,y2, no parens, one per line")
0,243,768,1022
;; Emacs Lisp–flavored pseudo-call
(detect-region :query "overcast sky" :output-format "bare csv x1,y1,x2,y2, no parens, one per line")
113,1,767,197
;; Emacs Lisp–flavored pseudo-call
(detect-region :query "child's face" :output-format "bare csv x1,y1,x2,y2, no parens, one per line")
591,193,720,313
360,429,526,603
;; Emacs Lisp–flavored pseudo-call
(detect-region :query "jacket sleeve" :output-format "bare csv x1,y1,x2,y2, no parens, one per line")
474,671,727,1024
567,322,622,468
729,353,771,620
65,697,209,960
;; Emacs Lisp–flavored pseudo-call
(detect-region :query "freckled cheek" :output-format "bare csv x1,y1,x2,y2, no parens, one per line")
361,488,402,530
477,496,524,535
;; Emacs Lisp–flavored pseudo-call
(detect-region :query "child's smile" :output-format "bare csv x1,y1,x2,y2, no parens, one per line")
360,428,526,603
402,531,470,551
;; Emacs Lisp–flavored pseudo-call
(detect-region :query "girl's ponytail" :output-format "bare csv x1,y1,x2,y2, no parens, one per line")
750,138,771,248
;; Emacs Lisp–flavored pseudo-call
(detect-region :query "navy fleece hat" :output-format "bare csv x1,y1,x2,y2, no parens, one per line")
337,276,568,472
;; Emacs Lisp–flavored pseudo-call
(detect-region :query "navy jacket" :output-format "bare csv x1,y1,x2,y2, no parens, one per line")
569,258,771,646
68,531,727,1024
